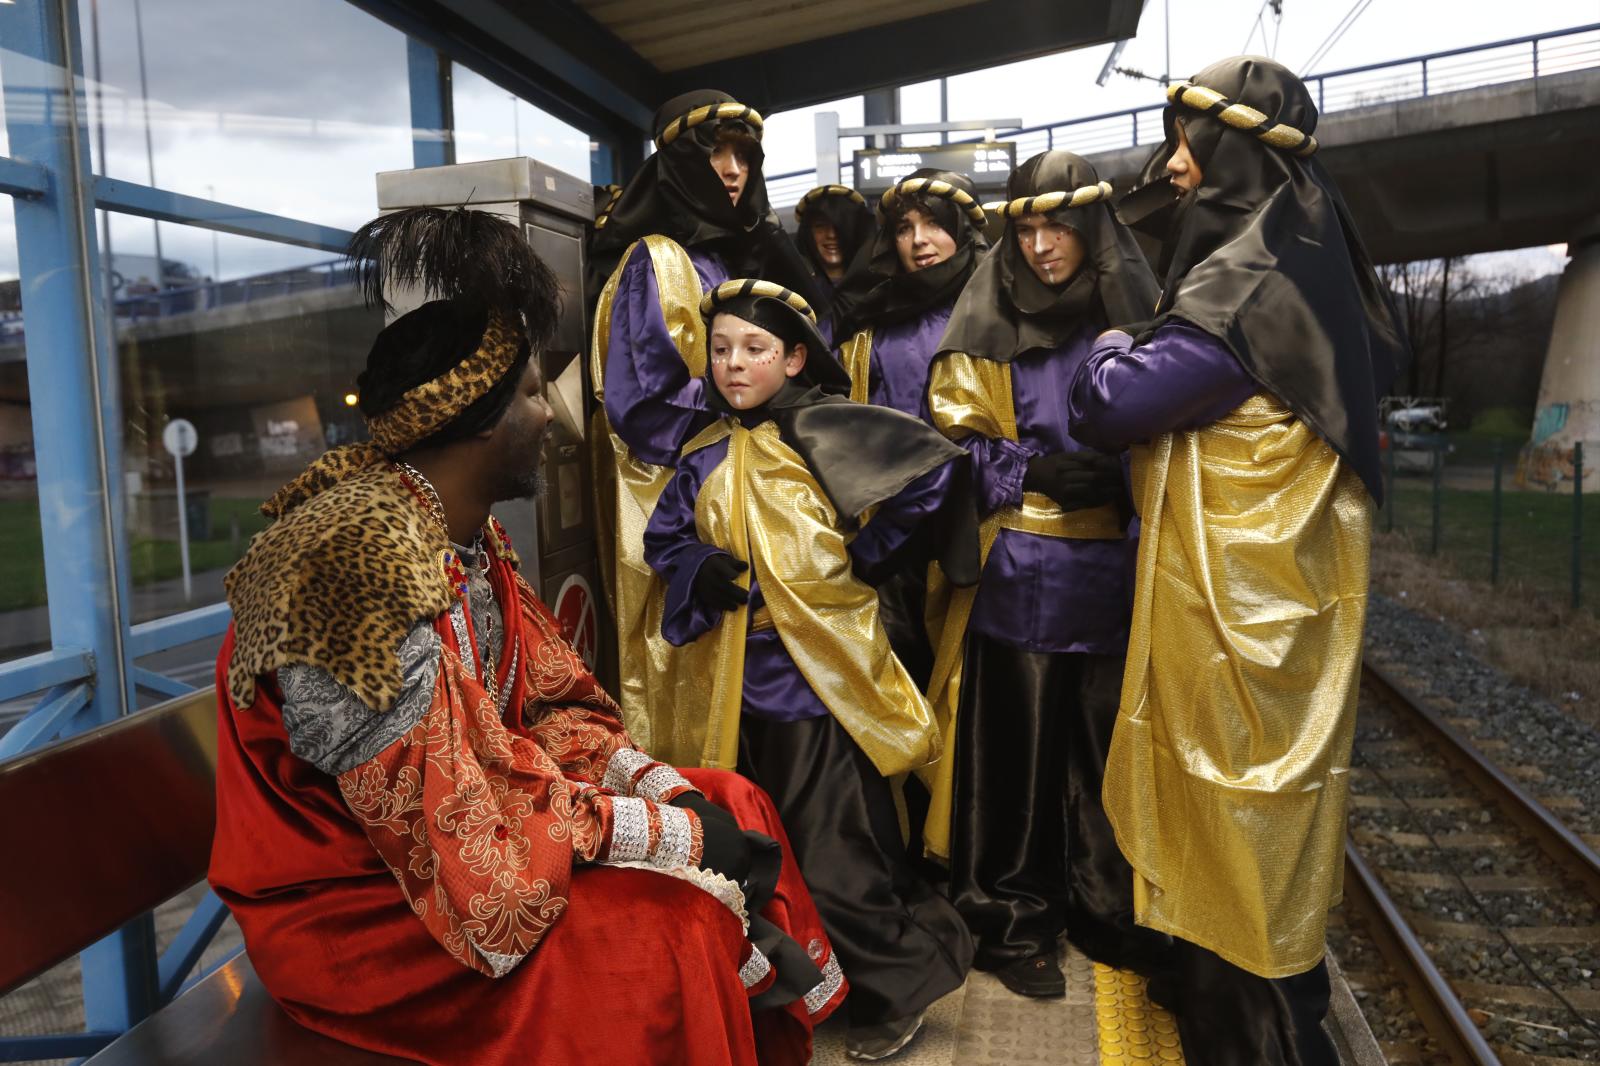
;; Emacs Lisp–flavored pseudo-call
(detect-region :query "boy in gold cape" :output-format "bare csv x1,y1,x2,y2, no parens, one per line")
645,279,979,1061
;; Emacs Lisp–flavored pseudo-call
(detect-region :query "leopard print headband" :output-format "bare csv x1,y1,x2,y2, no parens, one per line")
262,310,524,518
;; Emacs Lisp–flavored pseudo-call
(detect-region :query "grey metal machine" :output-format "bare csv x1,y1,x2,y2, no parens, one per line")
375,158,610,681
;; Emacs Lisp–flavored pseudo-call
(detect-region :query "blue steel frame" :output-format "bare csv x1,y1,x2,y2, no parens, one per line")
0,0,614,1057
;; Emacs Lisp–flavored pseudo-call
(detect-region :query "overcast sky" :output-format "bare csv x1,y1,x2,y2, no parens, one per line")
0,0,1594,289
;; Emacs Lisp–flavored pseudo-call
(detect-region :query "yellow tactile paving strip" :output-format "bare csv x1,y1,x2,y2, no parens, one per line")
1093,963,1187,1064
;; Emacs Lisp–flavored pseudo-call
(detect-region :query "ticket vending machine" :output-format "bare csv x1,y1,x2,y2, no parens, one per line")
374,159,614,688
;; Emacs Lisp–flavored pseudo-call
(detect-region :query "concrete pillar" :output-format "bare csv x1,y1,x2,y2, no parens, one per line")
1523,216,1600,490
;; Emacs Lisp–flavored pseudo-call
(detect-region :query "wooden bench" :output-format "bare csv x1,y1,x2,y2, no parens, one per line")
0,690,410,1064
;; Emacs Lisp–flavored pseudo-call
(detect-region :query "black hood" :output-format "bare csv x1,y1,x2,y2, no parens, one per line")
588,89,822,309
1121,56,1408,501
832,168,989,339
939,151,1160,363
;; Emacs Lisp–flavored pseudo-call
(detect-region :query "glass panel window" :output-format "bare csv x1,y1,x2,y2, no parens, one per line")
451,63,593,180
76,0,413,229
0,198,46,665
102,212,380,623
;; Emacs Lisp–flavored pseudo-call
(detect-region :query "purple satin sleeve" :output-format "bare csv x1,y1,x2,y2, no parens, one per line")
643,441,729,646
848,461,957,584
604,244,726,465
962,436,1030,517
1067,322,1258,452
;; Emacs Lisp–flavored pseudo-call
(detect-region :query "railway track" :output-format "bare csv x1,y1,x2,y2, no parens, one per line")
1338,660,1600,1065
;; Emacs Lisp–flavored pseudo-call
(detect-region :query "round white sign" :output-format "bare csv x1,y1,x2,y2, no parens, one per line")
162,418,198,459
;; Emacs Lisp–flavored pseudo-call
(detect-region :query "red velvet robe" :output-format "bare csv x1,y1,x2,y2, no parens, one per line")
209,536,844,1065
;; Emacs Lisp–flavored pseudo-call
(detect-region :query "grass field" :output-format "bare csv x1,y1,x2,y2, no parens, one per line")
0,497,268,612
1385,473,1599,613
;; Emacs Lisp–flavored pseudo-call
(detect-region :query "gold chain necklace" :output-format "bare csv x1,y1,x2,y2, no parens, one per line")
395,460,449,535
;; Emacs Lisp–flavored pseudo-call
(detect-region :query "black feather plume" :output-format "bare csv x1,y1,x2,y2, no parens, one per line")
345,206,562,349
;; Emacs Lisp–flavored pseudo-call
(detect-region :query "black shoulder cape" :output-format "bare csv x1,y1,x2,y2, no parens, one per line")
939,151,1160,363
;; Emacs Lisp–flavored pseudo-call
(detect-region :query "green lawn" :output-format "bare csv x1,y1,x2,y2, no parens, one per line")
1385,476,1600,610
0,497,268,612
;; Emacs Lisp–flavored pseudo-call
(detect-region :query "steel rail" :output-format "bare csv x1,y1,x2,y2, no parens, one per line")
1361,659,1600,903
1342,842,1502,1066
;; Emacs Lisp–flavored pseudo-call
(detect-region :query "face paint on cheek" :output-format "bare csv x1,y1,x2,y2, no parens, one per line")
747,348,779,366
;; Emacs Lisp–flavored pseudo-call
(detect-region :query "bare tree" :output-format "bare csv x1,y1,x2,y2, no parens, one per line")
1378,255,1482,397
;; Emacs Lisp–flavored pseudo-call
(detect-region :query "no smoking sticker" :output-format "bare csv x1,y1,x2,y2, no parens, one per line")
554,573,598,670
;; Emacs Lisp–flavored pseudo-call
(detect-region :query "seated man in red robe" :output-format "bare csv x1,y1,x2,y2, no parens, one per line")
208,207,845,1066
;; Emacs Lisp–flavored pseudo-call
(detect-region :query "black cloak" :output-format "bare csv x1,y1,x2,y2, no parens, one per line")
832,168,989,340
793,185,876,308
938,151,1161,363
700,282,980,585
1119,56,1407,502
588,89,822,309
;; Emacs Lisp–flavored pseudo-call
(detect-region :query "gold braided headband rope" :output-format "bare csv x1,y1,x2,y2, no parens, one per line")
594,184,623,230
1167,80,1318,157
700,278,818,324
982,181,1115,219
656,102,765,149
879,177,987,227
794,184,867,222
365,310,524,453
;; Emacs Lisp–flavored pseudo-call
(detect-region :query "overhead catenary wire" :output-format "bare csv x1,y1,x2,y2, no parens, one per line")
1301,0,1375,73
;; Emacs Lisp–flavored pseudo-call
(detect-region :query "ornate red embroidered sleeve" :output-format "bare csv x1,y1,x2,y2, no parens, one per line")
336,640,609,980
512,575,697,804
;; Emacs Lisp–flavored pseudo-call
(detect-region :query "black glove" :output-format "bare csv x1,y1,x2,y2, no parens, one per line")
671,792,753,886
693,553,749,612
1022,451,1125,512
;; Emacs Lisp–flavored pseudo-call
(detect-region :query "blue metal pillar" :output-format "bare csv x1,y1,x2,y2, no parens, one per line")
0,0,154,1034
408,37,455,169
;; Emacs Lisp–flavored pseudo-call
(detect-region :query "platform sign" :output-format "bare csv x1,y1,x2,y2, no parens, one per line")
851,142,1017,196
162,418,199,602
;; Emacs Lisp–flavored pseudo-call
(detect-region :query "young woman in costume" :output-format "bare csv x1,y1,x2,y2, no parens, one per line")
1068,57,1407,1065
644,280,979,1061
830,169,988,691
922,150,1167,997
588,90,822,765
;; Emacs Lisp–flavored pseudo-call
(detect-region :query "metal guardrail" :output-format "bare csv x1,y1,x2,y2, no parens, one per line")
769,21,1600,209
113,257,355,323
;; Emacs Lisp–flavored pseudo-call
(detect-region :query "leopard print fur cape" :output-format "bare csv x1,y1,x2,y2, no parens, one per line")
225,465,457,713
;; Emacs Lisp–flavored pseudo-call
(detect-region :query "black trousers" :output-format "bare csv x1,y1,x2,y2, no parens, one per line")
949,636,1165,973
1154,939,1339,1066
876,570,933,692
739,713,973,1026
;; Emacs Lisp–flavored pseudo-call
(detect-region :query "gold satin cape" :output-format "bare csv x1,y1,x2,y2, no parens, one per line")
919,351,1125,860
838,327,874,404
681,418,941,777
589,234,720,764
1108,393,1372,979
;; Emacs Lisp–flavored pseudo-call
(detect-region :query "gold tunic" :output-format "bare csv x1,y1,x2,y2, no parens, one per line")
919,351,1125,859
1107,392,1372,978
589,235,719,764
683,419,941,777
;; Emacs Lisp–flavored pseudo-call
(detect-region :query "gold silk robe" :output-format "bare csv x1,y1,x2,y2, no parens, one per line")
681,418,942,778
838,328,873,405
1107,392,1372,978
590,235,720,765
919,351,1125,860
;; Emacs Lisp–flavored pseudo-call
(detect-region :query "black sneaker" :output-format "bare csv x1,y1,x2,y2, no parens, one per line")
845,1009,927,1060
996,951,1066,998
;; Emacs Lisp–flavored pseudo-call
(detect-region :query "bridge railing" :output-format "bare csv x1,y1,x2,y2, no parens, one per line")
112,257,355,323
768,22,1600,213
